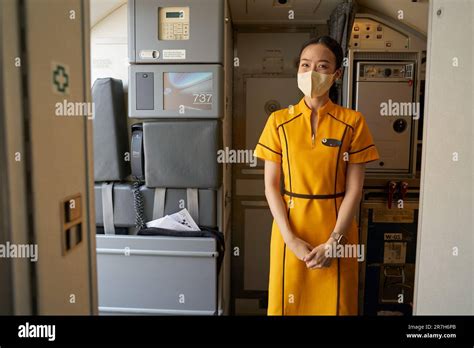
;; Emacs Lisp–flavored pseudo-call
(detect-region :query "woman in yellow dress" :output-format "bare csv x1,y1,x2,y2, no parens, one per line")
253,36,380,315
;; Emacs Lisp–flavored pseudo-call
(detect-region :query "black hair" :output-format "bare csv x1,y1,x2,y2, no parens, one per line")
296,36,344,103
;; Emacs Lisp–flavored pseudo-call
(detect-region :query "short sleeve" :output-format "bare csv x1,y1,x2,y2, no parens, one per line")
253,112,282,163
348,112,380,164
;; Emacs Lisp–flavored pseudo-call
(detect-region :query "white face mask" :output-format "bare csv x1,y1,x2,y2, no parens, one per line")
297,70,336,98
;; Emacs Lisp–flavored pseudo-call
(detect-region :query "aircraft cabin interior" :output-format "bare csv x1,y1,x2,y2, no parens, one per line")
0,0,472,327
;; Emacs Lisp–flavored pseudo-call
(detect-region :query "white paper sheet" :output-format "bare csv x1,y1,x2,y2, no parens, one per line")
146,208,201,231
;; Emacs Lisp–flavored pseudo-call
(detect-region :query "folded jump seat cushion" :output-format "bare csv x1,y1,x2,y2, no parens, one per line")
92,78,130,181
143,120,222,189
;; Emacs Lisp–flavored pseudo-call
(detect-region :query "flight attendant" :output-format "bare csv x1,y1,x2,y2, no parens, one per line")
253,36,380,315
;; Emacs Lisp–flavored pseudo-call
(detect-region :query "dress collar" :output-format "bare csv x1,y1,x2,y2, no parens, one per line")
296,97,334,117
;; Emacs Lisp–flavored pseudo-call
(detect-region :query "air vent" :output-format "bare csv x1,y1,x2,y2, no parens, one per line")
273,0,293,8
354,52,418,61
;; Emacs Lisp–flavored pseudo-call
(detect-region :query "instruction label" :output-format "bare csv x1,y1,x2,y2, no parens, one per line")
372,208,414,223
162,49,186,60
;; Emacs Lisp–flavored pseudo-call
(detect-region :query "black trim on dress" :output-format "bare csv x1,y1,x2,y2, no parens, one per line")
257,142,282,156
327,112,354,131
277,113,302,129
283,190,345,199
280,124,293,316
334,125,349,316
348,144,375,155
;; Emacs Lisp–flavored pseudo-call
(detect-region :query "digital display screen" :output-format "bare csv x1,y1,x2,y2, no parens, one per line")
163,72,213,111
166,11,182,18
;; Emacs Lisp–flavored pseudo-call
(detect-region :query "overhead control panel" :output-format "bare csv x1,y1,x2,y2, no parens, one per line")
357,62,414,80
349,18,409,50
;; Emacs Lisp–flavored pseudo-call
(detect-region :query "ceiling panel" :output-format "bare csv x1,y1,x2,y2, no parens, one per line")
228,0,345,25
90,0,127,28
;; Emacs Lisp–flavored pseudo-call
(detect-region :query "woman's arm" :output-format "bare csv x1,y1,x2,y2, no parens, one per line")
330,162,365,241
305,162,366,268
264,160,313,260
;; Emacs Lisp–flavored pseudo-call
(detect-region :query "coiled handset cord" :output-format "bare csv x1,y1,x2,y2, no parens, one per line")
132,178,146,230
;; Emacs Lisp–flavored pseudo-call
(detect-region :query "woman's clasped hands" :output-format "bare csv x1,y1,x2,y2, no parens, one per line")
287,236,334,269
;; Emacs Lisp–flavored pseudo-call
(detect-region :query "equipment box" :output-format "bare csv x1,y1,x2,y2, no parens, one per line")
96,234,218,315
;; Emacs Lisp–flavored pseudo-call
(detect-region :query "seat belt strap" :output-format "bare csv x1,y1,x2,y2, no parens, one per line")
102,182,115,235
186,188,199,224
153,188,166,220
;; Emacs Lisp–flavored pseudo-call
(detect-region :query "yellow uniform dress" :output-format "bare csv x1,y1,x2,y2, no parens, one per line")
254,97,380,315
